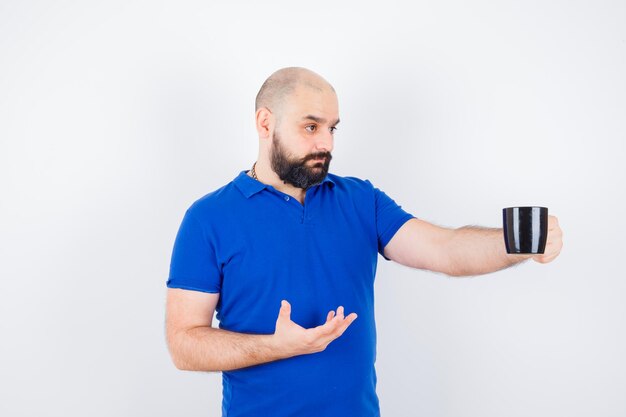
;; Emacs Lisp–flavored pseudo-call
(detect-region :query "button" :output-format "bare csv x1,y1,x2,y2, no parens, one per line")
284,196,290,201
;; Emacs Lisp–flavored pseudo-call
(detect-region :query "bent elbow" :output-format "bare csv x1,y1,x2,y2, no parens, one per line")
166,335,194,371
167,349,191,371
168,349,218,372
171,356,190,371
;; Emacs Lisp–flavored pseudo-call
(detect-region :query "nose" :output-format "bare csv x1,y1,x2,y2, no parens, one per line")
314,129,334,153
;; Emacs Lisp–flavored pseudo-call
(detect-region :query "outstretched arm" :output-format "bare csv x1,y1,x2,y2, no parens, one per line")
165,289,358,372
383,216,563,277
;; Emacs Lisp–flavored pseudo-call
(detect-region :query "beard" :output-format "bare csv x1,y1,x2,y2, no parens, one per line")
270,130,332,190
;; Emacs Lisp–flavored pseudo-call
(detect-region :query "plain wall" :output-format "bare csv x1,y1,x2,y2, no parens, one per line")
1,1,625,416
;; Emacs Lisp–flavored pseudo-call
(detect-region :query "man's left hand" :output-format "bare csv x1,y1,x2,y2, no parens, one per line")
532,215,563,264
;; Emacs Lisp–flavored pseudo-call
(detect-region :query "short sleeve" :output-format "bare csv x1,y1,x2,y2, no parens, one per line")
369,182,416,261
166,209,221,293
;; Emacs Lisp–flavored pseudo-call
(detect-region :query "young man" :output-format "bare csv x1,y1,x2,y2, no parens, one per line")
165,67,563,417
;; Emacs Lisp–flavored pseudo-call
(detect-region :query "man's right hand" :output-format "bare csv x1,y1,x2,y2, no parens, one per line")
166,289,359,372
272,300,358,357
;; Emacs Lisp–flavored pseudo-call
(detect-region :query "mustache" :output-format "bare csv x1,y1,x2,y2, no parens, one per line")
302,152,332,163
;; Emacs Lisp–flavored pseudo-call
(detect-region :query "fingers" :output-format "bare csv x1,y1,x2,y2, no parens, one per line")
548,215,560,231
540,216,563,264
274,302,358,355
313,306,357,338
534,253,558,263
548,215,556,228
279,300,291,321
280,302,355,332
331,311,358,338
533,240,562,263
326,310,335,322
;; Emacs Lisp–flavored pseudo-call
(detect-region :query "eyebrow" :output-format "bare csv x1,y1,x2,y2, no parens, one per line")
302,115,341,126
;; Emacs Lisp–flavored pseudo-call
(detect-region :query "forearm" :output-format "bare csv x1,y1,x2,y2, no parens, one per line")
169,326,285,372
446,226,532,277
167,300,357,373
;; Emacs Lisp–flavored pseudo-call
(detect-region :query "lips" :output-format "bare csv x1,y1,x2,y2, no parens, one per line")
307,154,331,164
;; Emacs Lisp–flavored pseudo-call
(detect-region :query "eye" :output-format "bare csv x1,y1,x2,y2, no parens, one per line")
305,125,317,133
330,126,338,134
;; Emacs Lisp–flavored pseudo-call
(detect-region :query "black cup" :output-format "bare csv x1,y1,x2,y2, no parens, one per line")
503,207,548,254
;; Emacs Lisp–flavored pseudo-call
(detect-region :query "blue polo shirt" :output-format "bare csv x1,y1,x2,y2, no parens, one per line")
167,170,415,417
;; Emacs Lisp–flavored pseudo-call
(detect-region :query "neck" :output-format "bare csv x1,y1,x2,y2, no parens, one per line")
250,160,307,203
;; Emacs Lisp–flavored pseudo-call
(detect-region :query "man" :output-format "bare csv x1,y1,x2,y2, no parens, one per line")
165,67,563,417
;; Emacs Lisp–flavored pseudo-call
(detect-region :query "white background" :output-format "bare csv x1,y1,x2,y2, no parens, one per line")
1,1,625,416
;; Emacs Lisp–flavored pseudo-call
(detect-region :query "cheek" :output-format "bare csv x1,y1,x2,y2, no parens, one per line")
292,136,313,154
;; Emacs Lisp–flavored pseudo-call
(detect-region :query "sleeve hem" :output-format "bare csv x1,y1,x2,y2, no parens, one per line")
166,283,221,294
379,214,416,261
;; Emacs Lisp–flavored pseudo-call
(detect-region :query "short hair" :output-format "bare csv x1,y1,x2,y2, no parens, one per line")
255,67,334,114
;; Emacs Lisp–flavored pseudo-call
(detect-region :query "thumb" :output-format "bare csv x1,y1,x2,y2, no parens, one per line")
278,300,291,321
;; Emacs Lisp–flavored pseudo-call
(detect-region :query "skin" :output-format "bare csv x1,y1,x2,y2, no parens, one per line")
165,67,564,372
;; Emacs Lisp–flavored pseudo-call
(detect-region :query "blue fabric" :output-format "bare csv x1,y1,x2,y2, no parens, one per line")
167,170,416,417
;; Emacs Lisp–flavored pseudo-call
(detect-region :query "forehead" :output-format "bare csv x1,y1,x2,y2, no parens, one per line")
281,85,339,121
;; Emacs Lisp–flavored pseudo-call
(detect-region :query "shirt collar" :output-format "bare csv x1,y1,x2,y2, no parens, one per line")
233,170,335,199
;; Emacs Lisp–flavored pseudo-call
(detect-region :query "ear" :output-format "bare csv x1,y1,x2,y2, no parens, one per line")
255,107,273,139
